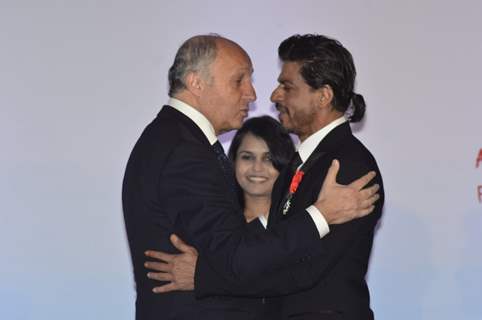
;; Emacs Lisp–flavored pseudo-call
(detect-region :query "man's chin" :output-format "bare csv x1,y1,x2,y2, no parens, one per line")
278,116,292,132
282,124,294,134
220,121,243,134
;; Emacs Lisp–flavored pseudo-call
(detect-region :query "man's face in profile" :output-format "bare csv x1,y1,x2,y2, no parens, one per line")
271,61,322,140
200,41,256,135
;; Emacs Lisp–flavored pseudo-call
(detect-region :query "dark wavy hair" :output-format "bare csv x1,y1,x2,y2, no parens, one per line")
228,116,295,208
278,34,366,122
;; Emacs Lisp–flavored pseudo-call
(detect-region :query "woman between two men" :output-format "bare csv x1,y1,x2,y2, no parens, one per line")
228,116,295,226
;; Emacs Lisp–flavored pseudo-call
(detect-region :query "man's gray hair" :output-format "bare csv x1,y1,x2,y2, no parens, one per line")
168,34,222,97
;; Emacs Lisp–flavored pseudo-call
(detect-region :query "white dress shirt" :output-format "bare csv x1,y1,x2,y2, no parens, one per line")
258,214,268,229
167,98,217,145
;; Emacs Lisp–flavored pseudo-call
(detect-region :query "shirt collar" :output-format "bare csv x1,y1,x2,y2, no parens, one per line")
297,116,347,163
167,97,217,145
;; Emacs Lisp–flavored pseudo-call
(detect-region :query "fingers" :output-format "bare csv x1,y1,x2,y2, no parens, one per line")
358,185,379,208
349,171,376,190
322,159,340,187
145,250,174,263
353,190,379,219
360,184,379,198
356,185,380,214
170,234,197,255
355,205,375,218
147,271,173,282
153,282,178,294
144,261,171,272
360,194,380,210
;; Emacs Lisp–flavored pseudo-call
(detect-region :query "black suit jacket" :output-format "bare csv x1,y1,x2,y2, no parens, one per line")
197,122,384,319
268,122,384,320
122,106,327,320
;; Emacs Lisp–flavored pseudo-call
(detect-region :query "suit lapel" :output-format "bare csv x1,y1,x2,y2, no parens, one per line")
268,166,294,227
268,122,353,225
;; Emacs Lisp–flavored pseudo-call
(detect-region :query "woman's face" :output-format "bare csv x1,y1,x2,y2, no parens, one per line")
234,133,280,199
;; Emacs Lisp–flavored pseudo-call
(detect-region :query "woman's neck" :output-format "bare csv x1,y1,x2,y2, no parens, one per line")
243,194,271,223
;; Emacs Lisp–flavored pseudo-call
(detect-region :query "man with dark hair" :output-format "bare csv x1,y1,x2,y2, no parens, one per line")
124,34,379,319
267,33,384,319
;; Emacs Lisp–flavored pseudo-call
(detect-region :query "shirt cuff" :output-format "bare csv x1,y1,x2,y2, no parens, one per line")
306,205,330,238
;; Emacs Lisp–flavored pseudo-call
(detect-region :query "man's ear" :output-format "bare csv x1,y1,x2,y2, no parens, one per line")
185,72,204,97
319,85,334,109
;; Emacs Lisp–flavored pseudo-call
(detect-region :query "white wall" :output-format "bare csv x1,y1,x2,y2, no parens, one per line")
1,1,481,319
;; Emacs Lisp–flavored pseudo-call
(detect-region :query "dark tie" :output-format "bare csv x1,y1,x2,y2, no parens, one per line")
290,152,303,171
212,141,237,197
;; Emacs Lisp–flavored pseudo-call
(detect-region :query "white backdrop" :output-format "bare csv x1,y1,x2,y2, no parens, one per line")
1,1,481,319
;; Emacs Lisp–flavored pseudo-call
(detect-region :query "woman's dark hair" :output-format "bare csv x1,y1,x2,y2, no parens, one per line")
228,116,295,208
278,34,366,122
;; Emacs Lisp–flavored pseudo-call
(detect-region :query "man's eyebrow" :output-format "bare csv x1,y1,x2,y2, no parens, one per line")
278,78,293,85
239,66,253,73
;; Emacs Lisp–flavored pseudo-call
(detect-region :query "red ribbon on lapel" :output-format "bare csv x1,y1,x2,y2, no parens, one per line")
289,170,305,194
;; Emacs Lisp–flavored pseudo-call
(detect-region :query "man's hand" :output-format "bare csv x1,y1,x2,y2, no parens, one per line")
144,234,198,293
315,159,380,224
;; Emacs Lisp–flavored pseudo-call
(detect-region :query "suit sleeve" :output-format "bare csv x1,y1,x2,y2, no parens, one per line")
158,142,321,297
193,156,384,298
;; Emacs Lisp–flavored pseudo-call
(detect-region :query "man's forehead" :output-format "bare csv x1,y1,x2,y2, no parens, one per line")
278,62,301,81
218,50,253,71
208,38,253,76
216,38,249,56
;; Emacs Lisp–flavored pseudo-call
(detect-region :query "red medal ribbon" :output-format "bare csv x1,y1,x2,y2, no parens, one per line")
289,170,305,194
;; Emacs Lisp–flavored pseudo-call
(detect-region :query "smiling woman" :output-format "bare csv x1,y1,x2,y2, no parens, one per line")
228,116,295,223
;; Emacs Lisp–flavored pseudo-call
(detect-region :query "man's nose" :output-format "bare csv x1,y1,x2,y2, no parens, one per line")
245,82,257,102
270,87,280,103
